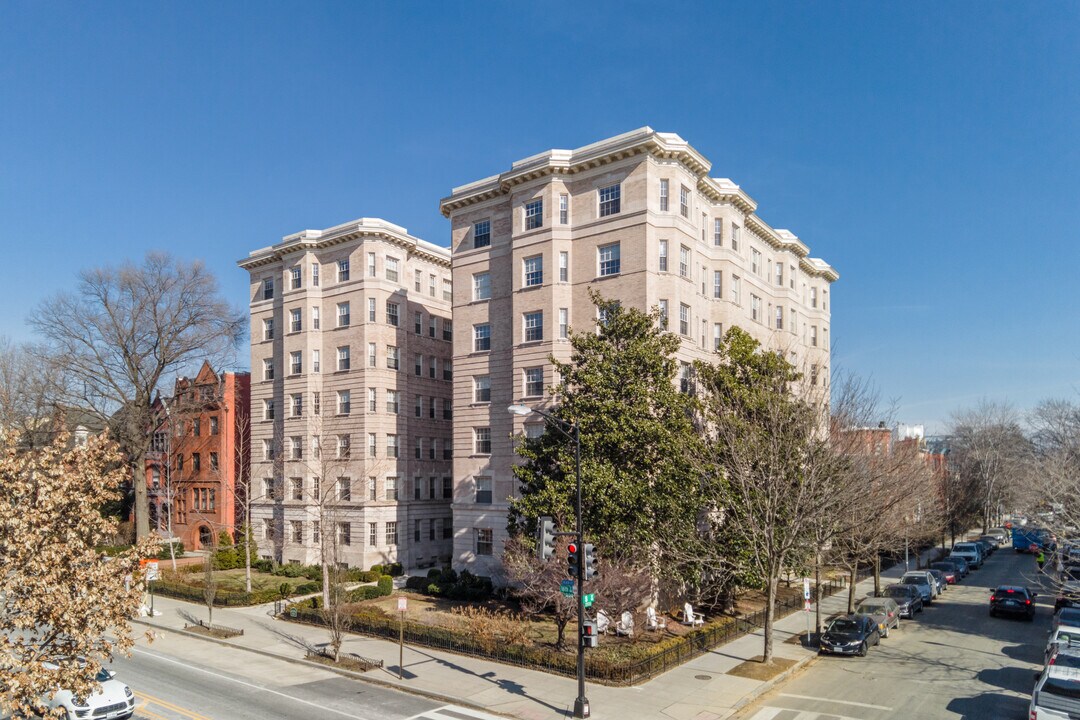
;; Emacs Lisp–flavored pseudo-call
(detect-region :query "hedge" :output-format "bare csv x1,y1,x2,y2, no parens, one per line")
150,579,283,606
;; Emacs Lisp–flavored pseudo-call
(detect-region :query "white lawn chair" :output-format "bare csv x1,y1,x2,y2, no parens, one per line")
646,607,667,632
596,609,612,634
683,602,704,627
616,611,634,637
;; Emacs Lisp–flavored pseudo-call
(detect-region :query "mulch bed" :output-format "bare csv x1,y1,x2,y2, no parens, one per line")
726,655,798,681
305,651,382,672
184,624,242,639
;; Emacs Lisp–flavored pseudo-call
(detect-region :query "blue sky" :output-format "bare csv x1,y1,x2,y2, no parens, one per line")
1,2,1077,432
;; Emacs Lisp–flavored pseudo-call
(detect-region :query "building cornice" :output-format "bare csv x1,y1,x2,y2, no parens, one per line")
237,218,450,272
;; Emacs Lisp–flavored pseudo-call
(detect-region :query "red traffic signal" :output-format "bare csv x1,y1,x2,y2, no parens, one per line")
567,542,578,554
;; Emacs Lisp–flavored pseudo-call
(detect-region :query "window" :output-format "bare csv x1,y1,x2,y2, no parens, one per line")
291,477,303,501
598,183,621,216
263,319,274,341
474,324,491,352
679,362,692,394
679,304,690,336
290,308,301,332
731,275,741,305
337,390,351,415
311,306,320,330
598,243,620,276
429,316,437,338
368,387,377,412
385,476,398,501
291,394,303,417
659,179,669,211
368,342,376,367
679,185,690,218
312,263,319,287
473,219,491,248
658,299,668,330
658,240,668,272
337,302,350,327
559,194,569,224
775,262,784,287
335,259,350,282
751,249,761,275
524,255,543,287
810,287,818,308
790,308,797,334
524,311,543,342
525,198,543,230
414,311,422,335
429,396,437,419
368,297,376,322
443,278,453,301
264,399,275,420
558,251,568,283
386,521,398,546
414,519,421,543
823,290,828,310
386,301,399,327
262,439,272,460
714,218,722,246
679,245,689,278
290,266,301,289
443,319,453,342
290,351,302,375
476,528,493,556
415,269,422,292
775,306,784,330
731,224,740,251
263,277,274,300
209,452,218,471
475,476,492,504
751,295,761,322
473,272,491,300
290,520,302,543
713,323,723,351
811,325,818,347
337,476,351,501
312,520,320,543
429,274,436,297
443,477,452,499
329,346,346,372
415,354,423,376
475,427,491,454
289,436,303,460
210,417,219,435
429,358,437,378
790,265,796,289
444,360,453,381
368,434,377,457
264,478,275,501
713,270,722,299
559,308,569,339
385,256,399,283
702,212,708,242
524,367,543,397
367,252,376,277
429,519,436,541
263,358,274,381
386,345,399,370
386,390,399,414
263,518,274,540
338,522,351,547
430,438,438,459
811,364,819,386
414,395,422,418
415,438,423,459
386,434,399,458
313,392,320,416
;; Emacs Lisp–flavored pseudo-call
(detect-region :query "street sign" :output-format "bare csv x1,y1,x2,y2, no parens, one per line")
140,559,160,581
803,578,811,600
560,579,574,596
397,596,408,612
583,593,595,608
804,599,812,612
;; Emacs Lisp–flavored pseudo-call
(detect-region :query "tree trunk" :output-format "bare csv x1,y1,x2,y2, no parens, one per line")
814,555,822,638
133,456,150,540
762,575,778,663
244,502,252,593
847,563,857,614
873,555,881,597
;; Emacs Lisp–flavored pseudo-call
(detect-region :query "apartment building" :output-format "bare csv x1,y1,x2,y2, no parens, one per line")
238,218,454,569
440,127,839,575
146,362,250,550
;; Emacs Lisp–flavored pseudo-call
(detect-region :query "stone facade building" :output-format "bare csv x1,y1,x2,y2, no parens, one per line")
439,128,839,575
238,219,454,569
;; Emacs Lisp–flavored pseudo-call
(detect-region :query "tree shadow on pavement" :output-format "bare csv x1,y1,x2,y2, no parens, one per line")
255,620,320,654
946,691,1028,719
976,665,1040,695
1001,641,1045,665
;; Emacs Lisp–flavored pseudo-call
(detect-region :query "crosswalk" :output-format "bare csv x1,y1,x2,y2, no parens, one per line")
405,705,511,720
744,708,868,720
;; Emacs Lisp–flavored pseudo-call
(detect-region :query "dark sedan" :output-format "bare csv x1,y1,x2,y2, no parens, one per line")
990,585,1036,620
881,583,924,618
819,614,881,657
938,556,970,578
930,562,958,584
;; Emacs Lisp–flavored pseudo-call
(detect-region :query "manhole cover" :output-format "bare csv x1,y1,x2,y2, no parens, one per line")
695,674,712,680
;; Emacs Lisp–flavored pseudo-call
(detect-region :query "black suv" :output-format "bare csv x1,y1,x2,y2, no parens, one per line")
989,585,1036,620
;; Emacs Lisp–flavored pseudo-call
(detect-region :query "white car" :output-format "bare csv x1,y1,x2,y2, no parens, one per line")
43,665,135,720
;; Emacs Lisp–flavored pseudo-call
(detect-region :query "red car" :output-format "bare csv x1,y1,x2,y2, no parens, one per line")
930,562,958,584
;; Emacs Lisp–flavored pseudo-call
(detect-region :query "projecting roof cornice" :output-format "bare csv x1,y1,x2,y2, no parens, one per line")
237,218,450,271
802,257,840,282
439,127,712,217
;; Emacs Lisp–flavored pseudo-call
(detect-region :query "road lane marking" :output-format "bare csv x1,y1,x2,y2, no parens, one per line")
131,645,380,720
135,689,214,720
778,693,892,710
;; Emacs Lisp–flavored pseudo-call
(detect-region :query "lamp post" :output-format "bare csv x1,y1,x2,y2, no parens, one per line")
508,404,589,719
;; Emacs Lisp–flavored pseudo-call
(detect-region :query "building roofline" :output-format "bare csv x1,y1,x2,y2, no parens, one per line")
237,217,450,271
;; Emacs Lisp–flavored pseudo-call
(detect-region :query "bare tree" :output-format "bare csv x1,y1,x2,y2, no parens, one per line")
0,338,69,448
503,535,578,650
29,252,246,539
202,554,218,626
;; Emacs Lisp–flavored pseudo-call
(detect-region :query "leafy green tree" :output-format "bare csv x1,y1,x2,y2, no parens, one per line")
213,530,238,569
509,292,702,582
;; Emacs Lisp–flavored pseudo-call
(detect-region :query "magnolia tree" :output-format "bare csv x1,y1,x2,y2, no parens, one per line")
0,431,156,717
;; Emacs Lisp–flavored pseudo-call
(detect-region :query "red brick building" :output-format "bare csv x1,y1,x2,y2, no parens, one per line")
145,362,250,550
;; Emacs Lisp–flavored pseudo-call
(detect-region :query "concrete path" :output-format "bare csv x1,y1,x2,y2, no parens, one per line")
134,546,944,720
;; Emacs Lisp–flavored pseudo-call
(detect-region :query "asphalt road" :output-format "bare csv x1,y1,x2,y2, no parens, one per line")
738,544,1051,720
104,636,500,720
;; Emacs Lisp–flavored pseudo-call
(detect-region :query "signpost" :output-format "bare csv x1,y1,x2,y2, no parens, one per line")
141,559,160,616
397,596,407,679
803,578,812,641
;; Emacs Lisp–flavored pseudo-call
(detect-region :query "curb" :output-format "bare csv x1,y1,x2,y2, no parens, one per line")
131,618,515,718
728,652,820,716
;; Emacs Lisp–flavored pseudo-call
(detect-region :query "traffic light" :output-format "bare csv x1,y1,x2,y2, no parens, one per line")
582,543,598,580
582,619,599,648
537,516,556,561
567,542,579,578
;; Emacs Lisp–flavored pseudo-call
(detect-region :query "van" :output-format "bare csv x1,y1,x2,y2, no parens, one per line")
952,542,984,569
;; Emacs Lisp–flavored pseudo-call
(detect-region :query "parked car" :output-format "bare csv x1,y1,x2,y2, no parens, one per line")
950,543,984,569
42,664,135,720
974,538,995,557
938,555,970,578
901,571,937,603
1031,647,1080,719
1055,580,1080,611
927,568,948,593
855,596,901,638
881,583,924,618
989,585,1037,621
987,527,1010,546
819,614,881,657
930,562,958,585
979,535,1002,550
1053,606,1080,632
1045,627,1080,664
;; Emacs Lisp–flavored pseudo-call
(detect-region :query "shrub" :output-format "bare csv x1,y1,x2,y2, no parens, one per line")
427,568,442,580
295,581,320,595
369,564,384,576
404,576,428,592
377,575,393,596
386,562,404,577
253,559,274,573
303,565,323,581
156,541,184,560
426,583,442,596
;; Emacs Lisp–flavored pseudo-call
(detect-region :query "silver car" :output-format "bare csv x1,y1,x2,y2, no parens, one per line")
856,596,901,638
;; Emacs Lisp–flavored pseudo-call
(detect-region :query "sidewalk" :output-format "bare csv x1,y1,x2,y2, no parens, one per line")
134,546,943,720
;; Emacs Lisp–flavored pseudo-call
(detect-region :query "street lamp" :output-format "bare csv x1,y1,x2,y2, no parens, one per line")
508,403,589,719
